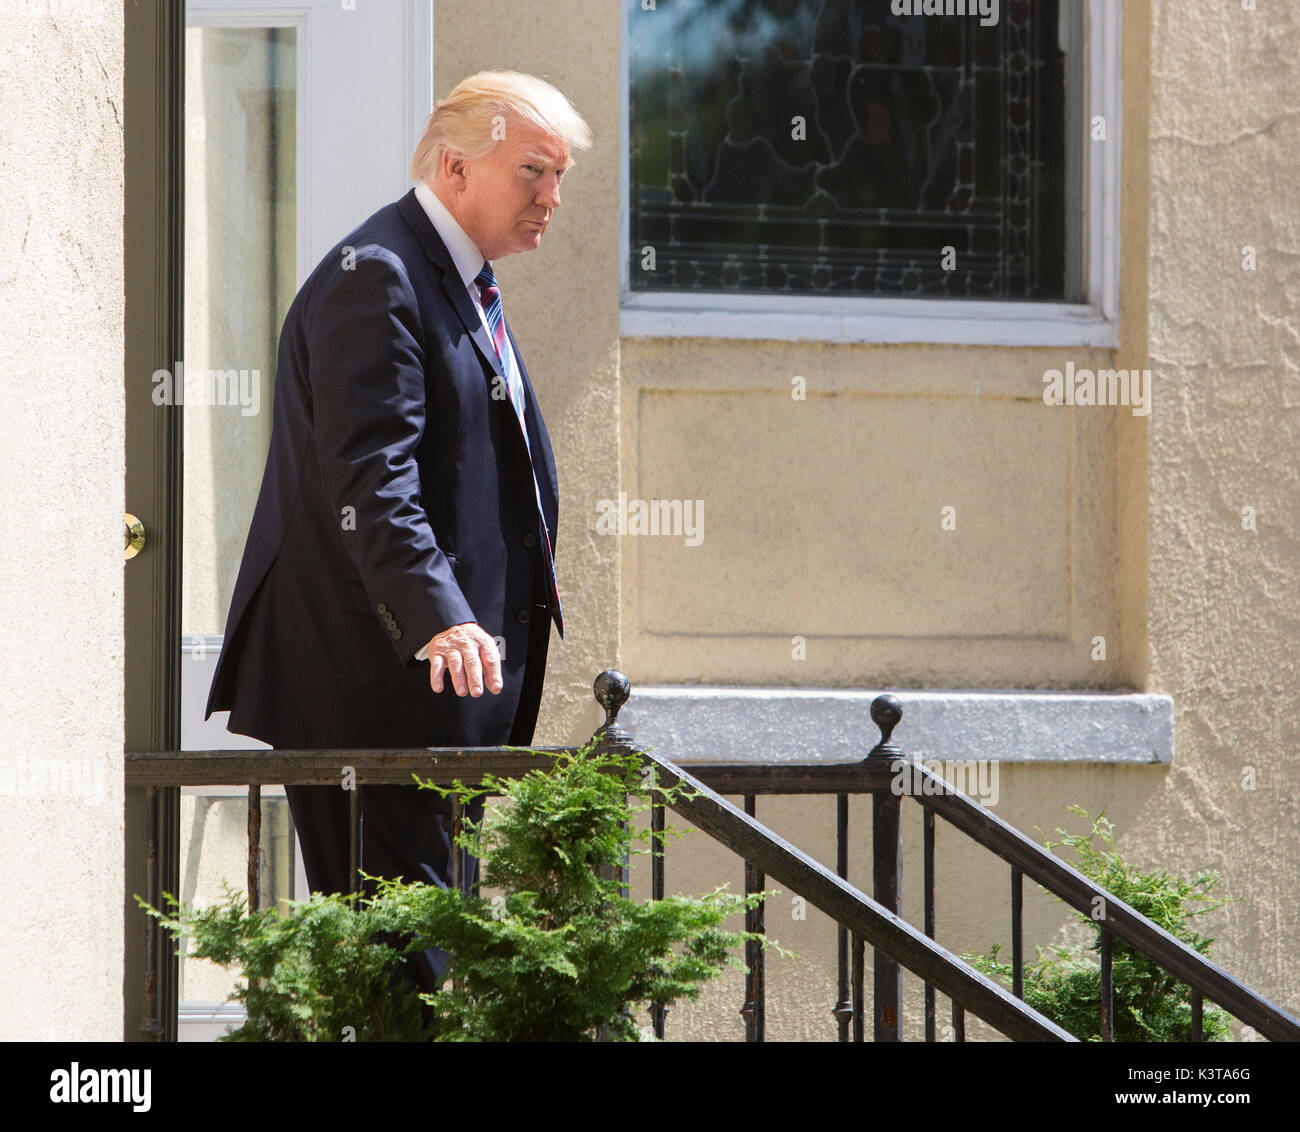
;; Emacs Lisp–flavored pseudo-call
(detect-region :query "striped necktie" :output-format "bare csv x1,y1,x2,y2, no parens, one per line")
474,261,563,637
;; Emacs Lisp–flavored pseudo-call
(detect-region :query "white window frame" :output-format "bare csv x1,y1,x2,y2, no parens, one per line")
187,0,433,284
619,0,1122,348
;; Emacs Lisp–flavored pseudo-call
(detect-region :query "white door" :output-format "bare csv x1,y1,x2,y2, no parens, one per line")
178,0,433,1040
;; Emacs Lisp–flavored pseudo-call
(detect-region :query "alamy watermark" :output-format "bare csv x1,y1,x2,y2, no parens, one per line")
0,756,107,804
49,1064,150,1112
891,757,999,807
152,362,261,417
1042,363,1151,417
595,492,704,546
891,0,999,28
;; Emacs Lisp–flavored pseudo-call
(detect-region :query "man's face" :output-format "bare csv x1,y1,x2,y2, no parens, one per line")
443,117,573,260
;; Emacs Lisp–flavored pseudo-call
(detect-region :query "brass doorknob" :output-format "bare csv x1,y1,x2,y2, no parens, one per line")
124,513,146,560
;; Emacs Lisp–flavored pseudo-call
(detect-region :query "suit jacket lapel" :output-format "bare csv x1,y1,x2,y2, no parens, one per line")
396,188,504,384
397,189,556,530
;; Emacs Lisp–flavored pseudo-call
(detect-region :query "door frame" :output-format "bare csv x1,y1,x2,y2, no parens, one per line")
124,0,186,1042
123,0,436,1041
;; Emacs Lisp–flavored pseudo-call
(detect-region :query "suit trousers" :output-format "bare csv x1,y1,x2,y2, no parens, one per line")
283,571,553,1004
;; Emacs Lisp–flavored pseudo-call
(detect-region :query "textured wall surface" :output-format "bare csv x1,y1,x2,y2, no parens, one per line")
433,1,622,747
440,0,1300,1039
6,0,1294,1043
620,338,1126,689
642,0,1300,1036
1137,0,1300,1016
0,2,124,1040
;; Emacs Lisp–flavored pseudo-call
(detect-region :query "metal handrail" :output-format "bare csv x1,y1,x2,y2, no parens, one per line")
903,758,1300,1041
651,756,1300,1041
631,687,1300,1043
125,669,1300,1042
622,745,1074,1040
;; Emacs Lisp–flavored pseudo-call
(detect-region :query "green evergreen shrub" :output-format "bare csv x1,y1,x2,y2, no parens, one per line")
965,806,1236,1042
139,738,784,1041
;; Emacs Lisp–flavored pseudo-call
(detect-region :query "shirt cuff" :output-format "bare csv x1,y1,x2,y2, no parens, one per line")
415,643,428,662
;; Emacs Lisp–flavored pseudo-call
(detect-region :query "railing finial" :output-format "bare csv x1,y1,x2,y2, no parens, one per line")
867,694,904,760
592,669,634,748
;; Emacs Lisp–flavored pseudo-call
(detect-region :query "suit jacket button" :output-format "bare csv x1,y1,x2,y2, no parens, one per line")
516,608,530,624
377,603,388,614
523,532,537,548
391,628,402,640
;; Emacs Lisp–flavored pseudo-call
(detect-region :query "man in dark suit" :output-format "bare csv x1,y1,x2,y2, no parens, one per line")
205,71,591,993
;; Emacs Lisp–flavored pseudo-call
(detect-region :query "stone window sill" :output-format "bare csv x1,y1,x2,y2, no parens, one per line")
618,686,1173,766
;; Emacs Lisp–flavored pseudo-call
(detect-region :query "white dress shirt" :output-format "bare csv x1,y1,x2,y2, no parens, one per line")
410,179,525,662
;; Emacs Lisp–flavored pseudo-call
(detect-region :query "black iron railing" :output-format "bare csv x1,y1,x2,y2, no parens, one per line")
603,682,1300,1044
125,669,1300,1043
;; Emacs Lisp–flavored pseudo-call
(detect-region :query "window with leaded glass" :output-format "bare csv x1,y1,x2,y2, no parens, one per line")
627,0,1088,304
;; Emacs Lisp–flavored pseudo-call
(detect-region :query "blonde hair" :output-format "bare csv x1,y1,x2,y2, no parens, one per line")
411,70,592,182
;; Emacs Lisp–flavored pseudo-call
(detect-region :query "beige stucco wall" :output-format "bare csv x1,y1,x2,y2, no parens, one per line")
434,0,1147,724
0,1,124,1040
1137,0,1300,1015
640,0,1300,1040
433,0,623,744
618,0,1158,1037
2,0,1291,1043
432,0,1300,1040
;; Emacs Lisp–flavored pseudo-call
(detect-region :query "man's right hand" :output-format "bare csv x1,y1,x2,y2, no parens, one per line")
425,622,503,697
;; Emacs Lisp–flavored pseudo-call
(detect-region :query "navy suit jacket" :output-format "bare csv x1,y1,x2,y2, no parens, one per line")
206,187,561,750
